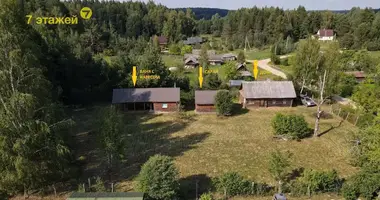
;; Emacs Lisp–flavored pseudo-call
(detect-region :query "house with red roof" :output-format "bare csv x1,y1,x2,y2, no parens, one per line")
317,29,335,41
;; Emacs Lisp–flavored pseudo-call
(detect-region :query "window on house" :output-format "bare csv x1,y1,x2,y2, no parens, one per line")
283,99,287,105
272,100,276,104
162,103,168,109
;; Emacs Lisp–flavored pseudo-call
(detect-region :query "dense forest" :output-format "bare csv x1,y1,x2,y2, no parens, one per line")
1,0,380,198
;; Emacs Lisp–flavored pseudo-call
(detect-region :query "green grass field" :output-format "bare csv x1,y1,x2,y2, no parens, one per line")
162,54,183,67
68,105,358,199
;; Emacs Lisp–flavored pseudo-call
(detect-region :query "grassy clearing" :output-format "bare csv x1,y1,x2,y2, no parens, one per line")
70,105,357,197
14,105,357,199
162,54,183,67
368,50,380,58
232,48,271,60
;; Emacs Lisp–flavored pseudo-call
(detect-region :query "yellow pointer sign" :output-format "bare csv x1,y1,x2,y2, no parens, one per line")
80,7,93,20
132,66,137,86
198,66,203,88
253,60,259,79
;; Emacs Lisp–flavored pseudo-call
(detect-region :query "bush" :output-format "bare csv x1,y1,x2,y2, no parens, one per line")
341,181,359,200
169,44,181,55
271,53,281,65
199,192,213,200
271,113,311,139
280,58,289,66
215,90,234,116
136,155,179,199
212,172,251,197
290,169,342,196
92,176,106,192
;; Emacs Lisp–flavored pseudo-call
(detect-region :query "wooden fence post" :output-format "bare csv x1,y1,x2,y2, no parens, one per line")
111,183,114,192
346,113,350,121
355,116,360,126
88,178,91,190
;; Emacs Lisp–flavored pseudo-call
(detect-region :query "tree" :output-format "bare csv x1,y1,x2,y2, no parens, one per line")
224,61,239,81
271,113,311,139
181,45,192,55
199,43,209,68
214,90,233,116
169,43,181,55
237,51,246,64
92,177,107,192
212,172,250,198
95,106,125,173
268,150,292,194
293,38,321,94
137,155,179,199
199,193,213,200
204,73,222,89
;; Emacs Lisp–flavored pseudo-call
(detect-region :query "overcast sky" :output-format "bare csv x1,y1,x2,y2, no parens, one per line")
131,0,380,10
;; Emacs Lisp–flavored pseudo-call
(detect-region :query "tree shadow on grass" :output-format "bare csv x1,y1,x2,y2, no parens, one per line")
232,103,249,116
317,119,344,137
178,174,213,200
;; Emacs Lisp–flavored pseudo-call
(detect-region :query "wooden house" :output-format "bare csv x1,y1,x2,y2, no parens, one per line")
239,81,296,108
195,90,218,113
112,88,180,113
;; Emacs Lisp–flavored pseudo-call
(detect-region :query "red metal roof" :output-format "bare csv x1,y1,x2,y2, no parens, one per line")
318,29,334,37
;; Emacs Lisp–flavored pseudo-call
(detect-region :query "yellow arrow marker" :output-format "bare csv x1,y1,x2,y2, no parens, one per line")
253,60,259,80
132,66,137,86
198,66,203,88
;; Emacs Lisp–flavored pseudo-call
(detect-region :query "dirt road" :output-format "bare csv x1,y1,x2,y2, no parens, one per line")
247,55,288,79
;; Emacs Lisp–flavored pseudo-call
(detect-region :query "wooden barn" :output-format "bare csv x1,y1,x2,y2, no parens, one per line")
195,90,218,113
239,81,296,108
112,88,180,113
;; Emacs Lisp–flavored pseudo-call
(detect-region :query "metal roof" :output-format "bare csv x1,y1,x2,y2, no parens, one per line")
112,88,180,103
273,193,287,200
195,90,218,105
240,71,252,77
229,80,245,87
67,192,144,200
185,57,199,65
241,81,296,99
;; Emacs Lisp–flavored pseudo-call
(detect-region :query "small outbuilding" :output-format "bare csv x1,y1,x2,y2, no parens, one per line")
229,80,245,88
67,192,145,200
239,81,296,108
184,57,199,69
344,71,366,82
112,88,180,113
195,90,218,113
236,63,252,77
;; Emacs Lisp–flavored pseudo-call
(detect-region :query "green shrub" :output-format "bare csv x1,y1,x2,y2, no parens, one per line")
271,53,281,65
199,192,213,200
280,58,289,66
169,44,181,55
92,176,106,192
341,181,359,200
212,172,251,197
215,90,233,116
290,169,342,196
271,113,311,139
136,155,179,199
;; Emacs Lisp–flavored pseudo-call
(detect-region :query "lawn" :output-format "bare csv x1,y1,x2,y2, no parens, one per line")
368,50,380,58
162,54,183,67
66,105,358,199
231,48,271,60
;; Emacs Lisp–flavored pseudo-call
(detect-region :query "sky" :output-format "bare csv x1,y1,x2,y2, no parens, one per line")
130,0,380,10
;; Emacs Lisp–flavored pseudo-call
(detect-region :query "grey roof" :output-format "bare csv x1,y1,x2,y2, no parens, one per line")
222,53,237,58
241,81,296,99
236,63,247,70
229,80,244,87
112,88,180,103
208,55,223,61
240,71,252,77
184,54,200,60
183,37,204,45
195,90,218,105
185,57,199,65
68,192,144,200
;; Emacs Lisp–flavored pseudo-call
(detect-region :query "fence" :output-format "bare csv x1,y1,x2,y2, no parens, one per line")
329,104,361,126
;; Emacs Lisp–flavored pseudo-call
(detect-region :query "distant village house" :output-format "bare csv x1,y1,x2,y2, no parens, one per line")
195,90,218,113
112,88,180,113
239,81,296,108
152,35,168,50
344,71,366,82
236,63,252,77
316,29,335,41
